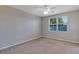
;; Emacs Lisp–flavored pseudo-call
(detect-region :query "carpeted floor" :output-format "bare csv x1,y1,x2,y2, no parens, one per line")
0,37,79,54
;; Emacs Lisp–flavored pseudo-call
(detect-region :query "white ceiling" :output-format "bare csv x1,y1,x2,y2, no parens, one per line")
9,5,79,17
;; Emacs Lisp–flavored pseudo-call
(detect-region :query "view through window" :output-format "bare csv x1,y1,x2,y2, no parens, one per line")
49,16,67,31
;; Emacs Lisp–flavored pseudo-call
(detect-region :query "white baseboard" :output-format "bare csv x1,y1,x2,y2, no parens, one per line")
0,36,41,50
43,37,79,44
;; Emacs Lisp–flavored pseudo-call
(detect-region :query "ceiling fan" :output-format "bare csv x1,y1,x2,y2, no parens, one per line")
39,5,56,14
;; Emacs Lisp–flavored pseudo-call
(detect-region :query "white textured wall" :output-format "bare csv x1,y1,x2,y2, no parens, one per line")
42,10,79,43
0,6,41,50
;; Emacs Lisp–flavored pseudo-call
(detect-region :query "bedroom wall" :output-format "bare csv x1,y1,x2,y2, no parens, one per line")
42,10,79,43
0,6,41,50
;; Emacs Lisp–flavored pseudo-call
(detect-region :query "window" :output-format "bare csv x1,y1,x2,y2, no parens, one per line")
49,16,67,31
50,18,57,31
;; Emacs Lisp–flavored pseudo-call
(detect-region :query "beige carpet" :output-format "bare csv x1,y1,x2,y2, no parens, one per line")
0,37,79,54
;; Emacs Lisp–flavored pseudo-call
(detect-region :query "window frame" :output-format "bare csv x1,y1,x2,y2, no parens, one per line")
48,16,68,32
